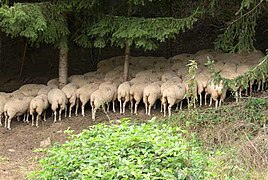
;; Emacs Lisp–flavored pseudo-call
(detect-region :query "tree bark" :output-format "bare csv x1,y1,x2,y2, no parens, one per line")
59,47,68,89
124,41,130,81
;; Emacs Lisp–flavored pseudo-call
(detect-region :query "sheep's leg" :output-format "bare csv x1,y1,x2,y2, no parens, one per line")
23,114,26,122
54,111,57,123
257,81,261,91
31,114,35,126
102,106,110,121
92,108,97,121
163,103,167,117
235,91,239,103
175,103,179,111
122,101,127,114
239,88,242,98
145,103,148,115
180,101,183,110
148,104,152,116
75,99,79,117
59,109,62,121
204,93,208,106
219,99,223,107
81,104,86,117
160,103,163,113
135,102,139,115
65,106,67,118
106,103,110,113
193,98,196,109
112,101,116,113
130,100,134,114
26,113,29,123
209,96,212,106
199,94,202,107
215,99,218,109
119,99,122,114
187,97,190,109
69,104,75,118
43,111,46,121
36,115,40,127
7,117,12,130
0,115,2,126
4,113,8,128
245,87,248,96
153,103,156,109
168,105,172,117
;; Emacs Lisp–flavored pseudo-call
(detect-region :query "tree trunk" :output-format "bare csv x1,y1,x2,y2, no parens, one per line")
124,41,130,81
0,31,2,73
59,47,68,89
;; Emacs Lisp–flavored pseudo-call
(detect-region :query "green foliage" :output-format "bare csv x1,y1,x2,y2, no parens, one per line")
243,97,268,126
215,0,264,52
0,2,69,48
84,8,201,50
30,120,208,179
0,3,46,41
185,60,198,108
206,52,268,93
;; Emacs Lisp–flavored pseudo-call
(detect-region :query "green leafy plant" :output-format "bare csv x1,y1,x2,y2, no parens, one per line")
30,120,208,180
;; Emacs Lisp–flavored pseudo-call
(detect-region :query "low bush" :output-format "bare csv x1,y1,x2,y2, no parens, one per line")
30,119,208,180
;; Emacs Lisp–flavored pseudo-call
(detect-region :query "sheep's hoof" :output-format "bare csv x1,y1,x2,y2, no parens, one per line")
82,115,85,117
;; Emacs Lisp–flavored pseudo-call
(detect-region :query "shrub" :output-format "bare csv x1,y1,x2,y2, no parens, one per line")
30,119,208,179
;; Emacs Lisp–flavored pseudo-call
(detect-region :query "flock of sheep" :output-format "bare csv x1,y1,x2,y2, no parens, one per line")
0,49,267,130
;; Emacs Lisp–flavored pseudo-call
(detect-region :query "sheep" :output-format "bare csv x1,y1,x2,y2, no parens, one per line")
68,75,89,87
37,86,54,95
71,83,99,117
61,83,79,116
162,83,186,117
4,96,33,130
90,84,117,121
205,80,227,108
0,93,10,126
98,81,117,113
196,72,210,107
129,82,149,115
19,84,46,96
117,82,131,114
29,94,49,127
161,71,178,82
47,78,59,88
160,77,182,110
47,89,68,122
143,81,163,116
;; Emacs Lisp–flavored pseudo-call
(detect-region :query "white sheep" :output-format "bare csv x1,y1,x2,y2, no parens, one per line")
61,83,79,116
47,78,59,88
98,81,117,113
90,88,113,121
71,83,99,117
196,72,210,107
19,84,47,96
143,81,162,116
4,96,33,130
162,83,186,117
205,80,227,108
129,82,148,115
117,81,131,114
37,86,54,95
0,93,10,126
47,89,68,122
30,94,49,127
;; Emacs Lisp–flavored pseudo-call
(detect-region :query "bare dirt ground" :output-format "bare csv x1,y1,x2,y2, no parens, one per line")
0,106,157,180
